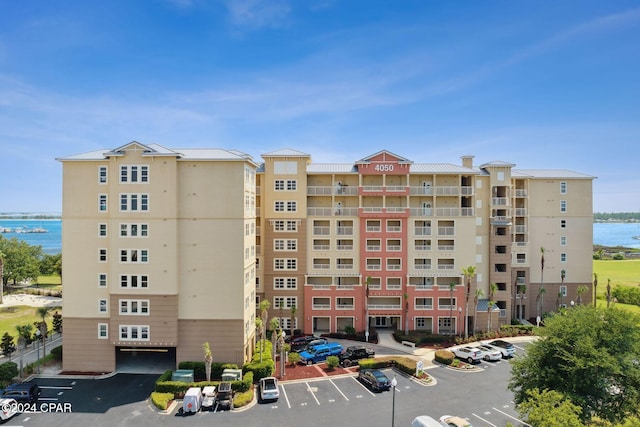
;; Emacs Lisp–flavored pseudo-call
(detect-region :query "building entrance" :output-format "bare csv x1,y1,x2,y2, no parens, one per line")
115,346,176,374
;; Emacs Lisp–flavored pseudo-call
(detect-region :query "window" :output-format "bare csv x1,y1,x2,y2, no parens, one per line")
120,249,149,263
560,285,567,297
274,259,297,270
99,224,107,237
119,299,150,315
560,236,567,246
120,223,149,237
497,172,504,181
287,221,297,231
287,201,297,212
274,239,297,251
560,200,567,213
99,249,107,262
274,296,297,309
275,180,285,191
560,253,567,262
99,166,107,184
119,325,150,341
120,194,149,212
438,297,456,309
120,274,149,288
99,299,108,313
274,278,297,289
561,220,566,228
415,317,427,329
560,181,567,194
275,201,284,212
336,297,354,309
287,180,297,191
98,323,108,339
99,273,107,288
120,165,149,183
273,220,297,232
99,194,108,212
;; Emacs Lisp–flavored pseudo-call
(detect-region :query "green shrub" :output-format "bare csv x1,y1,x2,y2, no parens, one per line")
359,359,392,369
0,361,18,381
50,345,63,361
392,358,416,376
156,370,173,386
344,325,356,336
233,371,253,393
325,356,339,369
612,253,625,260
233,388,254,408
243,359,274,382
154,380,191,396
150,392,174,410
434,350,454,365
288,352,301,366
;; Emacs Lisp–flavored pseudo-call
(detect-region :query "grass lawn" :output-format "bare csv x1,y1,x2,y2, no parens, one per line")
0,305,59,340
593,259,640,289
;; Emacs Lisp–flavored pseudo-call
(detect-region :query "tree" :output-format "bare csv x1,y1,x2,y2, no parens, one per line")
448,282,456,336
269,317,280,362
509,306,640,424
202,342,213,382
559,269,566,309
473,288,483,334
576,285,588,306
0,236,44,286
15,323,33,377
487,282,498,331
290,304,297,338
517,388,583,427
1,332,16,359
593,273,598,307
36,306,51,363
517,284,526,322
461,265,477,339
538,247,545,317
39,253,62,276
52,311,63,334
259,299,271,362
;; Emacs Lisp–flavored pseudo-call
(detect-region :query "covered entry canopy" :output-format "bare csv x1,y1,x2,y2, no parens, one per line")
115,347,176,374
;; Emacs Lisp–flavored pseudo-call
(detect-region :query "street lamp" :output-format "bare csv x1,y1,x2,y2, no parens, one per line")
391,376,397,427
35,329,41,374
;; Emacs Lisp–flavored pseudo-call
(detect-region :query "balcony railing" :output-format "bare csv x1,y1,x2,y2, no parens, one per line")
336,264,354,270
414,245,431,251
410,208,433,217
414,284,433,290
415,304,433,310
366,226,381,232
368,304,402,310
409,186,434,195
312,304,331,310
386,284,402,290
437,264,455,270
313,226,330,235
336,244,353,250
438,227,455,236
386,185,407,192
437,245,454,251
307,186,333,195
335,207,359,216
492,197,509,206
337,284,355,290
336,304,355,310
366,265,382,271
413,264,432,270
515,225,527,233
415,227,432,236
515,208,527,216
387,245,401,251
313,244,330,250
386,226,402,232
313,264,330,269
366,245,381,251
336,227,353,235
308,208,333,216
386,265,402,270
515,189,528,197
435,186,460,195
461,186,473,195
362,186,383,192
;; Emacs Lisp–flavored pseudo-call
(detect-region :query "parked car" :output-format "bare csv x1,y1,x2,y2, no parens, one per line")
2,381,40,404
487,340,516,358
201,386,216,411
338,345,375,367
259,377,280,402
411,415,443,427
289,335,316,352
451,346,483,364
299,342,343,365
474,344,502,362
215,382,233,410
0,398,18,422
439,415,475,427
305,338,329,350
358,369,391,392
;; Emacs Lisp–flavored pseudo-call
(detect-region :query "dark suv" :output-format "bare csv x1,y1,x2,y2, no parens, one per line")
2,381,40,403
338,345,375,367
289,335,316,352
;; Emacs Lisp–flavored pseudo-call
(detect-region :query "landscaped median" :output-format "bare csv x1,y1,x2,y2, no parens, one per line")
359,356,434,385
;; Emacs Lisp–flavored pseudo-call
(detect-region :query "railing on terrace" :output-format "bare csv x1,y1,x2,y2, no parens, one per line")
461,186,473,195
366,226,382,232
414,284,433,290
386,207,407,213
435,186,460,195
437,264,455,270
386,284,402,290
313,226,330,235
410,208,434,217
437,245,454,251
308,208,333,217
312,304,331,310
386,226,402,232
336,304,355,310
438,227,455,236
413,264,432,270
492,197,509,206
436,208,460,217
367,284,382,290
415,227,432,236
336,284,355,290
366,245,381,251
387,245,401,251
366,265,382,270
362,207,384,213
362,186,383,192
313,244,330,250
313,264,330,269
307,186,333,195
414,245,432,251
515,189,528,197
336,227,353,235
515,225,527,233
310,284,332,289
368,304,402,310
335,207,359,216
438,304,454,310
515,208,527,216
409,186,434,195
415,304,433,310
461,208,474,216
386,265,402,270
336,244,353,250
386,186,407,192
336,264,354,269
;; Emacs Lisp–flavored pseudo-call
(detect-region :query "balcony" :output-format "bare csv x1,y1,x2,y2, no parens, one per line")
515,189,528,197
435,186,460,196
336,227,354,235
366,244,381,251
386,284,402,290
308,207,332,216
313,226,330,235
414,244,431,251
414,284,433,290
362,186,383,192
435,208,460,217
366,225,382,232
386,265,402,271
437,264,455,270
313,244,330,250
492,197,509,206
413,264,432,270
415,227,432,236
312,303,331,309
415,304,433,310
409,186,434,195
336,264,354,270
366,265,382,271
368,304,402,310
307,186,333,195
336,244,353,250
410,208,433,217
515,225,527,233
460,186,473,195
387,245,401,251
386,185,407,192
312,263,331,270
515,208,527,216
437,245,454,251
437,227,455,236
336,304,355,310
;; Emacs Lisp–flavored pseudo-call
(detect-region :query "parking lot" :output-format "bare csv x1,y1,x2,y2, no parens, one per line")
3,339,533,427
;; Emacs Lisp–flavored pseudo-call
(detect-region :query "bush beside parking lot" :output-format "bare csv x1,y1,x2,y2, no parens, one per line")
233,388,254,408
434,350,454,365
151,392,174,410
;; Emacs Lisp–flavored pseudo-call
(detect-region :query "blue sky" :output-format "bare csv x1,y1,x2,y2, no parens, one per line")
1,1,639,213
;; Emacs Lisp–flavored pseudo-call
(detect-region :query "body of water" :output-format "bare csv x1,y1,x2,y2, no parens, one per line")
1,219,638,254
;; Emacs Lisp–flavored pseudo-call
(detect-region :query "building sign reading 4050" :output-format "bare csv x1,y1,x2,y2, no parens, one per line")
374,164,394,172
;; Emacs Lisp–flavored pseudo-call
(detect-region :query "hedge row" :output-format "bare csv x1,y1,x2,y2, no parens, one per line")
155,371,253,396
434,350,454,365
177,361,239,382
150,392,174,410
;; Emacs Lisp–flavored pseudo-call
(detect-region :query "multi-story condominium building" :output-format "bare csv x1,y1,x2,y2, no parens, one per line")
257,149,595,338
57,142,258,373
58,143,593,372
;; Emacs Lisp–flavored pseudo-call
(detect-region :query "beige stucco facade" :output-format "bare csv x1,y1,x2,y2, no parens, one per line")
59,144,594,373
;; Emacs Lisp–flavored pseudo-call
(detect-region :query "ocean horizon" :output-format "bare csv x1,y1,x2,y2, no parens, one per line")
1,219,639,255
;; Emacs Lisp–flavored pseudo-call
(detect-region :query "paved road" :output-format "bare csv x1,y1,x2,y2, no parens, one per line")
0,332,62,374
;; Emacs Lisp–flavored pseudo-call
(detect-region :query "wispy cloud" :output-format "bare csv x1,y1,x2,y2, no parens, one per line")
223,0,292,29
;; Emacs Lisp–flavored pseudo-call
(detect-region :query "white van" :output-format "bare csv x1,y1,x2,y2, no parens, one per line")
183,387,203,413
411,415,443,427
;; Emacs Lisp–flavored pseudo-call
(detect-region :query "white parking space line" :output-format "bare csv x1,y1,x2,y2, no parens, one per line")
329,379,349,401
492,407,531,426
305,382,321,405
351,376,376,397
280,385,291,409
472,413,498,427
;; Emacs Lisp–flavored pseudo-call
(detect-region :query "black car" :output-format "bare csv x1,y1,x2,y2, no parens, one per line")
357,369,391,392
2,381,40,403
289,335,316,352
338,345,375,367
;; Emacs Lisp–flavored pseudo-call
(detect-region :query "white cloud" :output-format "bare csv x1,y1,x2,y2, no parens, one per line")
224,0,291,29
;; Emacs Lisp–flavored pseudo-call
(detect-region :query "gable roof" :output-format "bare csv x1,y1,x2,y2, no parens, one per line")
355,150,413,165
262,148,311,158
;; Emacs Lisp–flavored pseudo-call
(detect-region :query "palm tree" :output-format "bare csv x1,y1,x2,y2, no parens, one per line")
448,282,456,337
559,269,566,309
517,284,526,322
576,285,588,306
255,317,263,354
536,287,547,321
15,323,33,378
461,265,477,339
473,288,483,335
290,304,297,338
36,306,51,364
593,273,598,307
259,300,270,362
202,342,213,382
487,283,498,332
269,317,280,362
538,247,546,317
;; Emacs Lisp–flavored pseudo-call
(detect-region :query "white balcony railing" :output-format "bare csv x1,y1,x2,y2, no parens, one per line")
415,305,433,310
437,245,455,251
313,226,330,235
362,186,383,192
415,227,432,236
366,226,381,232
492,197,509,206
336,304,355,310
367,245,381,251
313,244,330,250
437,264,455,270
368,304,402,310
438,227,455,236
409,186,434,195
387,245,401,251
414,245,431,251
312,304,331,310
336,264,354,270
336,244,353,250
413,264,432,270
313,264,330,269
435,186,460,195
